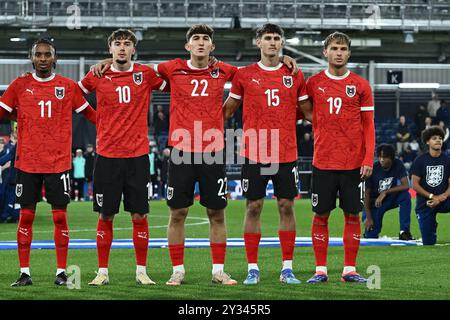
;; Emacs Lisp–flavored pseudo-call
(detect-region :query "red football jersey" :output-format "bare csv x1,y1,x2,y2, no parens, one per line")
230,62,308,163
0,73,89,173
154,59,237,152
79,63,166,158
306,69,375,170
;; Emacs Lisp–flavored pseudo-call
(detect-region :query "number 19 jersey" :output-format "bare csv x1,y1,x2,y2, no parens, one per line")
306,69,374,170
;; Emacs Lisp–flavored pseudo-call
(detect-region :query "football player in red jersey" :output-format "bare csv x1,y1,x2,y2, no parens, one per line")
223,24,309,285
78,29,168,286
0,38,96,287
301,32,376,284
91,25,298,286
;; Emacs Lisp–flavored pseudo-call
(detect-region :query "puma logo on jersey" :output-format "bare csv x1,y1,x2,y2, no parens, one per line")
251,79,261,85
26,89,34,95
105,76,112,81
318,87,325,93
180,70,187,74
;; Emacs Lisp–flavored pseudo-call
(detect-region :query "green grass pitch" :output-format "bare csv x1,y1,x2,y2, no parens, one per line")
0,199,449,300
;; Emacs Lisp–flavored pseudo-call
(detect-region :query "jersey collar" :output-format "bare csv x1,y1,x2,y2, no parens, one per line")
187,60,209,70
32,73,56,82
325,69,350,80
110,62,134,72
257,61,283,71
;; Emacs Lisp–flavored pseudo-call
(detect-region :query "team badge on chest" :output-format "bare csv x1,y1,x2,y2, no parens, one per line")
283,76,293,88
133,72,143,85
55,87,65,100
210,67,220,78
346,85,356,97
426,165,443,187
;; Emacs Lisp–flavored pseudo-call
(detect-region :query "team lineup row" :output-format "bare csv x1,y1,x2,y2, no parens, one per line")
0,23,446,288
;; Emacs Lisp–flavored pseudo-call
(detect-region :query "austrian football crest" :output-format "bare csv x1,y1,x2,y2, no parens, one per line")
16,184,23,197
55,87,65,100
426,165,444,187
346,85,356,97
133,72,143,85
96,194,103,207
311,193,318,207
283,76,293,88
167,187,174,200
210,67,220,78
242,179,249,192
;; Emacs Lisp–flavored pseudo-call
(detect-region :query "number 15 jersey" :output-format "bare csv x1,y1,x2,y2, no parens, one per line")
306,69,374,170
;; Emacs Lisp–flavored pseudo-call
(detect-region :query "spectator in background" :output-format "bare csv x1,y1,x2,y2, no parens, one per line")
0,132,19,223
72,149,86,201
414,104,429,138
84,144,96,201
427,93,440,118
154,110,169,150
396,115,410,155
159,148,170,199
400,145,416,171
148,147,159,199
438,120,450,150
436,100,450,127
424,116,433,130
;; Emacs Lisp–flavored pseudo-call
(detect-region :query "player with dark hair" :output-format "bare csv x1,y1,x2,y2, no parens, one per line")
92,24,298,286
224,23,309,285
78,29,168,286
363,144,413,240
300,31,376,283
411,126,450,245
0,38,96,287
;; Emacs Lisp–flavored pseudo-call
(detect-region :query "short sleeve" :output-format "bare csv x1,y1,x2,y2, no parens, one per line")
0,78,20,113
360,80,374,112
229,69,244,100
410,157,422,178
147,68,168,92
305,77,314,103
71,81,90,113
397,160,408,179
153,60,174,81
296,70,309,102
225,64,238,82
78,71,97,94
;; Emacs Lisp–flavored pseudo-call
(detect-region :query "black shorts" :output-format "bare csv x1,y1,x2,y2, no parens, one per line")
166,151,227,210
15,169,71,207
241,162,299,200
93,154,150,215
311,166,364,214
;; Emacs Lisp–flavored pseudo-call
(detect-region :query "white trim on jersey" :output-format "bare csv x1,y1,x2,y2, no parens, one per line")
75,101,89,113
298,95,309,101
159,80,167,91
153,64,159,74
324,69,350,80
257,61,283,71
78,80,90,94
110,62,134,72
229,92,242,100
0,101,12,113
32,73,56,82
187,60,209,70
361,106,375,111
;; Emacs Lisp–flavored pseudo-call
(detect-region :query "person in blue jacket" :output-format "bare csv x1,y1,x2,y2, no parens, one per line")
0,132,19,223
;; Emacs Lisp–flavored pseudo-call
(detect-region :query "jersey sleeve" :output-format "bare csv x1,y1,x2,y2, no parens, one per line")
78,71,97,95
305,77,314,103
147,68,168,92
71,81,90,113
153,60,174,81
0,78,20,113
297,70,309,102
397,160,408,179
410,157,422,178
225,64,238,82
229,69,244,100
360,80,374,112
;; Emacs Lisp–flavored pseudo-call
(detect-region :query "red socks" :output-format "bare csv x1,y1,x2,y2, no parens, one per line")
244,233,261,264
311,215,329,267
343,215,361,267
96,219,113,268
52,209,69,269
210,242,226,264
278,230,296,261
17,208,35,268
132,218,149,266
169,244,185,267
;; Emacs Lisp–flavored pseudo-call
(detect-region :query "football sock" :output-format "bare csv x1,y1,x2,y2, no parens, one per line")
21,268,30,276
52,209,69,269
248,263,259,272
56,268,66,276
244,232,261,266
173,264,185,274
212,264,224,275
343,215,361,271
312,215,329,272
279,230,296,270
96,219,113,268
98,267,108,275
136,265,146,274
169,243,185,268
17,208,35,269
132,217,149,267
210,242,226,274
